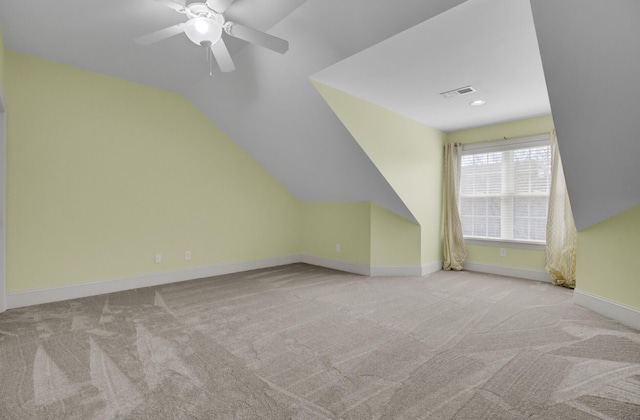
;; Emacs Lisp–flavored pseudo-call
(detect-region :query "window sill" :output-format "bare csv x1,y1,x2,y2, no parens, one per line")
464,238,546,250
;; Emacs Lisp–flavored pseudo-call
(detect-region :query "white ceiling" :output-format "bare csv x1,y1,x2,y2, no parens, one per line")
0,0,554,223
311,0,550,132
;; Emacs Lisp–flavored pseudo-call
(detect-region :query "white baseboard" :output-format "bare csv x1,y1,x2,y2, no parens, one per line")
7,254,301,310
422,260,443,276
370,265,422,276
573,289,640,331
6,255,446,310
369,260,441,277
300,255,371,276
303,256,443,277
464,261,552,283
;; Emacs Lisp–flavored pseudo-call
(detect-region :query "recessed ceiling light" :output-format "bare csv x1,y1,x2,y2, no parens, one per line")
469,99,486,107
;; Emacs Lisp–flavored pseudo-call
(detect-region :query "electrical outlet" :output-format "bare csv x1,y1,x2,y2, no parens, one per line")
500,248,507,257
155,254,162,263
335,243,341,252
185,251,191,261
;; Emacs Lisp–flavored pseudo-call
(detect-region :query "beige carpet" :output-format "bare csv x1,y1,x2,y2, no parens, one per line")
1,263,639,419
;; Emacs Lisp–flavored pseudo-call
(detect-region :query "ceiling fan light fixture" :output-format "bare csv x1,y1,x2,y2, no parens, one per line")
184,17,222,46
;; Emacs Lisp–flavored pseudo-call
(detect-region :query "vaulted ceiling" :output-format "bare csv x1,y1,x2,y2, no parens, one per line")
1,0,638,230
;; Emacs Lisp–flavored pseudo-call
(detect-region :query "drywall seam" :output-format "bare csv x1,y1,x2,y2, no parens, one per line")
464,262,552,283
574,289,640,331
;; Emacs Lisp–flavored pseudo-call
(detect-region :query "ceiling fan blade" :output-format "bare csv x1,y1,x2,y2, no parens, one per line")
206,0,235,13
225,23,289,54
135,23,185,45
211,38,235,72
153,0,186,12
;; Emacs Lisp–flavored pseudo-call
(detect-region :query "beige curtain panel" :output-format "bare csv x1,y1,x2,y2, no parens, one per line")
545,131,577,288
443,142,466,271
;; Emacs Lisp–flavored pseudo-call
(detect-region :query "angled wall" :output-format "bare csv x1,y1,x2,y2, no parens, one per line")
370,204,421,272
5,51,301,293
300,201,423,275
300,201,371,271
530,1,640,323
4,50,433,309
312,81,444,268
530,0,640,231
576,204,640,311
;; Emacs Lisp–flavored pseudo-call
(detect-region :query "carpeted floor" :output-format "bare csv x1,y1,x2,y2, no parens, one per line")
0,263,639,419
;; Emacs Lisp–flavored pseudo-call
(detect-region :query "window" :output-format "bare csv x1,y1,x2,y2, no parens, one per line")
459,134,551,244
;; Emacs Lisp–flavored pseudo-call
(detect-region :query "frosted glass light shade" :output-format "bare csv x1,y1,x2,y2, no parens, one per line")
184,17,222,46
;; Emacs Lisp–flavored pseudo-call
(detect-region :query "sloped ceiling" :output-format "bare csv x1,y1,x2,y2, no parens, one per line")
530,0,640,231
1,0,633,230
0,0,476,223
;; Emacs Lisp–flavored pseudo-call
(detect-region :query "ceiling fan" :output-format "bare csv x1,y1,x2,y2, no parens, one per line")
135,0,289,73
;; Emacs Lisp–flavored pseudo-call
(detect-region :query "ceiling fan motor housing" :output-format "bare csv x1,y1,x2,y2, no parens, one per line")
186,3,224,22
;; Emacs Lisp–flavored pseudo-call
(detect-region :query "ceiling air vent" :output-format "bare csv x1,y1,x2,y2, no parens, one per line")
440,86,476,99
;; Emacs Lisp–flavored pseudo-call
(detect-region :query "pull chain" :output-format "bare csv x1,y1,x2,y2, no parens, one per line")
205,47,213,76
208,48,213,76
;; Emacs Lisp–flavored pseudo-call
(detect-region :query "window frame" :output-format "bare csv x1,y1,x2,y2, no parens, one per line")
459,133,551,247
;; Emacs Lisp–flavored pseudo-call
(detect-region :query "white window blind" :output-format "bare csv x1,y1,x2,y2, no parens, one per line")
459,134,551,244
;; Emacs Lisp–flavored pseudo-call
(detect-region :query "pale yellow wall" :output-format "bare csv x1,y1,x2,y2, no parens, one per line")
5,51,301,292
300,201,370,265
466,244,546,270
0,26,4,93
576,203,640,309
300,201,422,268
311,81,445,266
370,204,420,266
446,115,554,271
